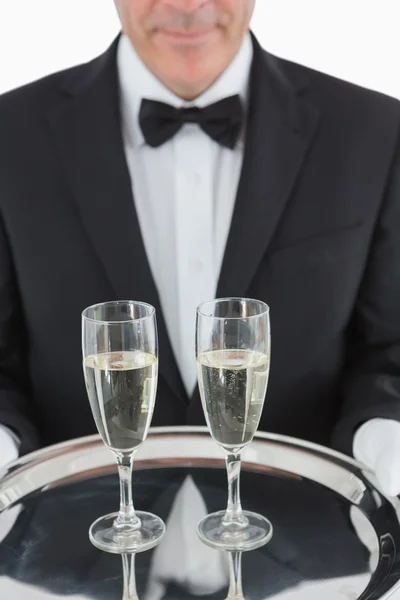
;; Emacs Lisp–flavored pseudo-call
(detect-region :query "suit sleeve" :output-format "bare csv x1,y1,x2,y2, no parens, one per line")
0,213,40,455
332,125,400,455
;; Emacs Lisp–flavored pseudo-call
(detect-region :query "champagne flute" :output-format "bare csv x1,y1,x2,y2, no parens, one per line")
82,301,165,554
196,298,273,551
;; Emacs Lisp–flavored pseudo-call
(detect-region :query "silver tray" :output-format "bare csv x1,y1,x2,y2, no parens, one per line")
1,426,400,600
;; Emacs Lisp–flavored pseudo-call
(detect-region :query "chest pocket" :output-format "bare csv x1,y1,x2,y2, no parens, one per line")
265,221,366,273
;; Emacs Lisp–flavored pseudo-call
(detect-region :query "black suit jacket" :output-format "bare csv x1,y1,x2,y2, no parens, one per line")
0,34,399,456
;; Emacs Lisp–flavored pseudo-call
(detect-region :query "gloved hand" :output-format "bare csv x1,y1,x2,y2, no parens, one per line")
353,418,400,497
0,428,21,545
0,426,19,471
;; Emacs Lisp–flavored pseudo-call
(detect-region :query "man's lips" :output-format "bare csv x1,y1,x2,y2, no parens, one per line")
156,27,218,44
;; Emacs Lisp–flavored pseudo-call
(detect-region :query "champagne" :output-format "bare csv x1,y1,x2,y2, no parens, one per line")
197,349,269,452
83,351,158,453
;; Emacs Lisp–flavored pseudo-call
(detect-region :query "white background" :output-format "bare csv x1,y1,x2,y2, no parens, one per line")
0,0,399,99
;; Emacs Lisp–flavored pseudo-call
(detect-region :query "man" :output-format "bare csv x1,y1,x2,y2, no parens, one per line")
0,0,400,495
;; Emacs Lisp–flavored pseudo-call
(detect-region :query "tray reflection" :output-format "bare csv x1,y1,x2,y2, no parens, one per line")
0,467,377,599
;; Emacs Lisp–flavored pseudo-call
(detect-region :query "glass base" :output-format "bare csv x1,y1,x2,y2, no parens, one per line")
89,511,165,554
197,510,273,552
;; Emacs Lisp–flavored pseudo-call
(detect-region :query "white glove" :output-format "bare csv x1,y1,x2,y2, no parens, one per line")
0,427,22,546
353,418,400,497
0,426,19,471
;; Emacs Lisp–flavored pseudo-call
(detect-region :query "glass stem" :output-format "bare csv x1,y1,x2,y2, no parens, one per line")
226,552,244,600
223,452,246,525
115,454,140,532
122,553,139,600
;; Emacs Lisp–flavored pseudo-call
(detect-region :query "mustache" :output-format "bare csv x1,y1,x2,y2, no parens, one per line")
145,4,229,31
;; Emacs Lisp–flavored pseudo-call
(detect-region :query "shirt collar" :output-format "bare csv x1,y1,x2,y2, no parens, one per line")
117,32,254,148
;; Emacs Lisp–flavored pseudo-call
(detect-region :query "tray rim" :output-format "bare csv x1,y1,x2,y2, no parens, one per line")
1,426,398,515
0,426,365,470
0,426,388,502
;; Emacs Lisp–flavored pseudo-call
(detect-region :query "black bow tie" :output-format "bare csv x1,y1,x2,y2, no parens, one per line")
139,95,244,149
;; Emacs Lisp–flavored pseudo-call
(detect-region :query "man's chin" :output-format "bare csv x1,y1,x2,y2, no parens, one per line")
161,71,212,100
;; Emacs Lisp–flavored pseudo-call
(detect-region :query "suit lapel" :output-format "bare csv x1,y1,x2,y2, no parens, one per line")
217,36,320,297
47,38,187,407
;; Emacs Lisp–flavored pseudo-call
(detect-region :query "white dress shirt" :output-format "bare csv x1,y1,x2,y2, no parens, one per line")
117,33,253,395
0,33,253,465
